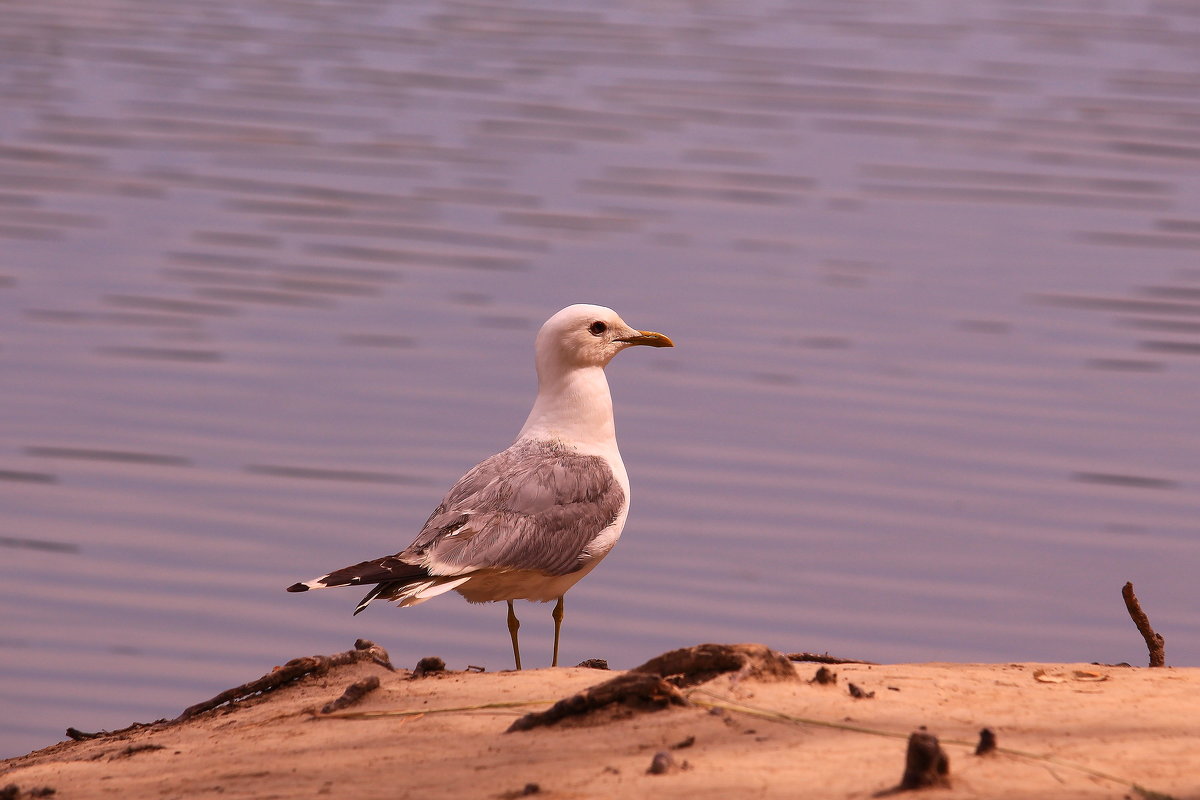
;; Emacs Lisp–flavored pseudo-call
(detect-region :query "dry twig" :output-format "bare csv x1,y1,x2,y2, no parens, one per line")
321,676,381,714
506,673,685,732
506,644,795,732
897,731,951,790
178,639,394,720
1121,582,1165,667
787,652,877,665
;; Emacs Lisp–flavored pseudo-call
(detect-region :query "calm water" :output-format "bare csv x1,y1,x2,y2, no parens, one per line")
3,0,1200,758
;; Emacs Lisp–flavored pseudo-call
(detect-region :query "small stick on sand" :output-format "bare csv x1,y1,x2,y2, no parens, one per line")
788,653,877,665
872,730,951,796
506,673,685,732
412,657,445,678
65,728,103,741
321,676,381,714
848,683,875,699
1121,582,1165,667
898,731,951,790
111,743,166,759
178,639,394,721
811,666,837,685
506,644,794,733
975,728,997,756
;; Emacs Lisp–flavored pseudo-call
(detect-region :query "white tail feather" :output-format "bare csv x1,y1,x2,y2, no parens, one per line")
394,576,472,607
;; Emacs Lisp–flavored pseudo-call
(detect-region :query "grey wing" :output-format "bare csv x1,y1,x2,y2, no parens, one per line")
402,441,625,576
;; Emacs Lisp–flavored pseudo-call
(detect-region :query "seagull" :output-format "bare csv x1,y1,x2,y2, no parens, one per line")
287,304,673,669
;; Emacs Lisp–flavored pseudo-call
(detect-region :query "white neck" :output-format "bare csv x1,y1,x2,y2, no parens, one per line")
517,365,617,451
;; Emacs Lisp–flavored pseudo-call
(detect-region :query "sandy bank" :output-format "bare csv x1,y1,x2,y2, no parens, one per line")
2,643,1196,799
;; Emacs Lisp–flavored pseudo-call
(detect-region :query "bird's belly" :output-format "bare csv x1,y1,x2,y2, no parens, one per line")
455,558,607,604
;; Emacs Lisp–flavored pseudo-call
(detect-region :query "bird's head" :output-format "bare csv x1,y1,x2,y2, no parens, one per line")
535,304,674,373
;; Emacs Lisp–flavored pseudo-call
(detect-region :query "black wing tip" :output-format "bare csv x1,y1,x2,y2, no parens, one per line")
286,582,310,593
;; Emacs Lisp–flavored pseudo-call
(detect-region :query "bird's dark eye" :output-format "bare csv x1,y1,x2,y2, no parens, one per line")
588,321,607,336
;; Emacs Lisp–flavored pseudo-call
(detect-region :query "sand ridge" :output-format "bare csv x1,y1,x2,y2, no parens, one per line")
2,644,1198,799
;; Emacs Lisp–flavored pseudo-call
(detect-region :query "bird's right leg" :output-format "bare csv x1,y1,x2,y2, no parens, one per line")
550,596,564,668
507,600,522,671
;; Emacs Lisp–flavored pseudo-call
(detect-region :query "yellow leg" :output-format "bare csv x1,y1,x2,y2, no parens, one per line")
551,596,564,667
507,600,522,671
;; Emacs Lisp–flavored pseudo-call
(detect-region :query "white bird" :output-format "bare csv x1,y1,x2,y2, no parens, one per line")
287,304,673,669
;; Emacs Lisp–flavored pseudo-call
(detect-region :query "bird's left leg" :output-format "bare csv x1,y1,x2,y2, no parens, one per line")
551,596,564,667
507,600,522,671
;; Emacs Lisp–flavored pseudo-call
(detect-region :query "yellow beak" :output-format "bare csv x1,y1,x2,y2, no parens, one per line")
616,330,674,348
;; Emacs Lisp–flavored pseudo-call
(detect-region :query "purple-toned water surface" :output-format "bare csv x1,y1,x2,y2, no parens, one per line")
3,0,1199,758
